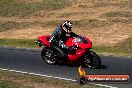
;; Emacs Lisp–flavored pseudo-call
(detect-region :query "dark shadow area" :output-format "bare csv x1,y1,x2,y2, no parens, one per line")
99,64,108,69
57,61,80,67
56,61,108,69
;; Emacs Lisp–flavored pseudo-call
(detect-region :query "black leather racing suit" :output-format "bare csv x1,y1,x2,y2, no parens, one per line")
49,26,78,59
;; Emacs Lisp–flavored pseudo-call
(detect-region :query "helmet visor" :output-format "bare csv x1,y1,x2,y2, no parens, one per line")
64,24,72,30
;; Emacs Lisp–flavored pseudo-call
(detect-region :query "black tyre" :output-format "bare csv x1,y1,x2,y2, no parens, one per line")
83,51,101,69
41,48,57,65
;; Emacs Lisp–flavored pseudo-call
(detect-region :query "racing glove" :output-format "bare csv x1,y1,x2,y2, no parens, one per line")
59,40,76,54
68,47,76,54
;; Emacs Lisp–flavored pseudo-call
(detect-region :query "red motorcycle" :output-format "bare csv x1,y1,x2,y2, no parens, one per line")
36,35,101,69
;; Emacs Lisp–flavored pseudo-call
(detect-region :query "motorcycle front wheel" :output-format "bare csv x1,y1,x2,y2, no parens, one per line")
41,48,57,65
83,51,101,69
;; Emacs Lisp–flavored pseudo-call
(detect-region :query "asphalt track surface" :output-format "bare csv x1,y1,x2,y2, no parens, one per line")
0,47,132,88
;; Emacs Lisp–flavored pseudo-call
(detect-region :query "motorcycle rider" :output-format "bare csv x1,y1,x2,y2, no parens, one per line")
49,20,79,59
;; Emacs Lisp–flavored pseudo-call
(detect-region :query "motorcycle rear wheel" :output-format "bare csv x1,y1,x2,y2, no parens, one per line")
83,51,101,69
41,48,57,65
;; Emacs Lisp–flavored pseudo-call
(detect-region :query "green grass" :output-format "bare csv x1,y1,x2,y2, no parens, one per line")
73,19,110,29
93,37,132,57
42,0,71,10
103,11,132,18
0,21,33,32
0,80,20,88
1,19,109,32
94,1,132,25
108,18,132,24
0,38,37,48
94,0,132,8
0,0,70,17
0,70,101,88
0,18,131,32
0,18,130,32
116,36,132,54
102,11,132,24
0,19,109,32
40,20,61,27
60,12,90,18
94,2,116,7
0,20,60,32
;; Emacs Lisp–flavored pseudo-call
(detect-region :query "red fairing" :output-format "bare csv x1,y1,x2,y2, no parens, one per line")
66,36,92,61
83,37,92,49
68,50,86,61
38,35,51,47
66,37,92,49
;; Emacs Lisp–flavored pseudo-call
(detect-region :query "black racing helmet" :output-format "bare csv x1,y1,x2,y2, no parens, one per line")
62,20,73,33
